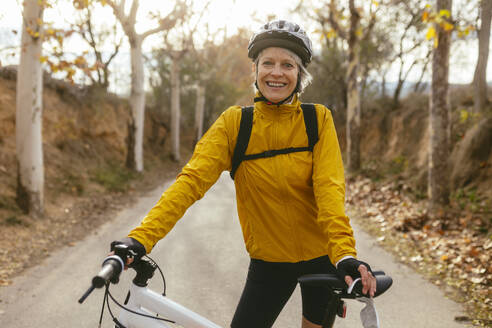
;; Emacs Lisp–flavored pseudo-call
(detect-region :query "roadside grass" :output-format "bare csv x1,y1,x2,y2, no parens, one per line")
91,162,138,192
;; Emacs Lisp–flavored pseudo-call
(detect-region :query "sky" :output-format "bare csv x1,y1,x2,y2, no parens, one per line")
0,0,490,94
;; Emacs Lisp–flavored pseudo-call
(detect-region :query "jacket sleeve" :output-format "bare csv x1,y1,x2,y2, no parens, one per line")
128,108,238,253
312,105,357,264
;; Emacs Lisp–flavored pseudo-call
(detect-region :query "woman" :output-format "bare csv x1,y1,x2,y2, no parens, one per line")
113,20,376,328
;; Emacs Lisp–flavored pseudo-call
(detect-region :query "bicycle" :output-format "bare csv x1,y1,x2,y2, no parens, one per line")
79,244,393,328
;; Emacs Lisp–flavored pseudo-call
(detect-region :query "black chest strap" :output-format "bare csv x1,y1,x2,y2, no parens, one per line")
230,103,318,180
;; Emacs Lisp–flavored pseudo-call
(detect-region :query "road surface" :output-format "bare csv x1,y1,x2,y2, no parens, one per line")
0,173,469,327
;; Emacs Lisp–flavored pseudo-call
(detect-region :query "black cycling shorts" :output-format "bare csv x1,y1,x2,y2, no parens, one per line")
230,255,337,328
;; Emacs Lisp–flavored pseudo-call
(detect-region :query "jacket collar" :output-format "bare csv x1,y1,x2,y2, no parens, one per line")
254,92,301,120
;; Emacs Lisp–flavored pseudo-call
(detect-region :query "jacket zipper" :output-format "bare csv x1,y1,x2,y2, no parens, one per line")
273,114,304,260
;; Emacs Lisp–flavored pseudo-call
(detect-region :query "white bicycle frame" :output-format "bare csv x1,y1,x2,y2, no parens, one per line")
84,252,388,328
117,281,222,328
116,280,380,328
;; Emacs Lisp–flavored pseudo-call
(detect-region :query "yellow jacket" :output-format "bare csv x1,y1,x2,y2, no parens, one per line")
128,96,357,264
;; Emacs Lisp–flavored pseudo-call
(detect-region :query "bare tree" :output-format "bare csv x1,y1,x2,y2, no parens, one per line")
326,0,378,173
164,4,208,161
16,0,45,217
428,0,452,216
73,3,122,91
168,49,186,162
106,0,185,171
389,1,427,108
190,25,228,145
413,48,432,93
472,0,491,112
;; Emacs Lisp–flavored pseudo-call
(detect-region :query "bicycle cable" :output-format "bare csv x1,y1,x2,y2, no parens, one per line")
105,284,176,325
144,254,167,296
98,255,176,326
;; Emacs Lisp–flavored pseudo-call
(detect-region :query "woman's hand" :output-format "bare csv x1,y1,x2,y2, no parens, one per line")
337,258,376,297
109,237,146,269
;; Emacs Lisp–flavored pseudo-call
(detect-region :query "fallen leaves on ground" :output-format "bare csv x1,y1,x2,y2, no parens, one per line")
346,176,491,327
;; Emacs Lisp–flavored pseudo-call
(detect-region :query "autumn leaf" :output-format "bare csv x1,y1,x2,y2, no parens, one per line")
442,22,454,31
460,109,469,123
439,9,451,18
326,29,337,39
426,26,436,40
0,279,12,286
468,247,480,257
422,11,429,22
355,27,363,37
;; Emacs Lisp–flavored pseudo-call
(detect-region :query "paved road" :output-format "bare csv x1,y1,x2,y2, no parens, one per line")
0,173,469,327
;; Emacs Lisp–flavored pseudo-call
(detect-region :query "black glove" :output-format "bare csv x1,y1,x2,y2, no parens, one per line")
337,258,373,282
110,237,146,262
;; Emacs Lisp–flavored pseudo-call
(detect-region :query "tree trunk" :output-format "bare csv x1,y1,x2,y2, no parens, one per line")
472,0,491,113
16,0,44,217
346,0,361,173
194,84,205,146
126,36,145,172
392,79,405,110
170,53,181,162
428,0,452,216
414,50,431,93
381,72,387,98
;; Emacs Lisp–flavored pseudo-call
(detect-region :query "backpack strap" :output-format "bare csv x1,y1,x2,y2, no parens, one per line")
300,103,318,149
229,104,319,180
230,106,254,180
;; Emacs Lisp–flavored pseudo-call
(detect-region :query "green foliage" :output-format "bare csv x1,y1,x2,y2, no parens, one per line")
360,160,386,182
91,163,136,192
389,155,409,175
0,195,20,211
56,173,85,196
452,188,482,211
2,216,29,227
459,108,481,124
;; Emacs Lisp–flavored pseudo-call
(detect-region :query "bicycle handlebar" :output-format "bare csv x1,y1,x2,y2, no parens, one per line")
92,255,124,288
298,271,393,299
78,245,129,304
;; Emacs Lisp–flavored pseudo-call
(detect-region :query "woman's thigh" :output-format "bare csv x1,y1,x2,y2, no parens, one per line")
299,256,337,325
231,259,298,328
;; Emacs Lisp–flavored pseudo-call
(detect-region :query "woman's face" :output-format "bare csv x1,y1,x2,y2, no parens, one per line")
254,47,299,103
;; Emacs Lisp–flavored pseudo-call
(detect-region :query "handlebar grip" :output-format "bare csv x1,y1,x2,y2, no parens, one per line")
92,256,124,288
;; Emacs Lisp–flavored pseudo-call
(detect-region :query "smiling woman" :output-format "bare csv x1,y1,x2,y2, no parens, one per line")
254,47,300,103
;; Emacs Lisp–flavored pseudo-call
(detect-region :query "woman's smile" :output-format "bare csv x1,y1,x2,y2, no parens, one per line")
255,47,299,103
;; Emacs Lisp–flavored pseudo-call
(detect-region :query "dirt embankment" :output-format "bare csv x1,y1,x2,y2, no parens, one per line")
352,89,491,325
0,70,183,284
358,88,492,205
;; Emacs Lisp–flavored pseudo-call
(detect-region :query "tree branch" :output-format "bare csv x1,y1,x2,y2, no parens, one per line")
128,0,139,27
328,0,348,40
141,0,188,40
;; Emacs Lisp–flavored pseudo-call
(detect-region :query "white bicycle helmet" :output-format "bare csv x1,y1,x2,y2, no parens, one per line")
248,20,313,66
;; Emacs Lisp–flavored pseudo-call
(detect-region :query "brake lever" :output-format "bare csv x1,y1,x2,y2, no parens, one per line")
357,297,380,328
347,279,380,328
